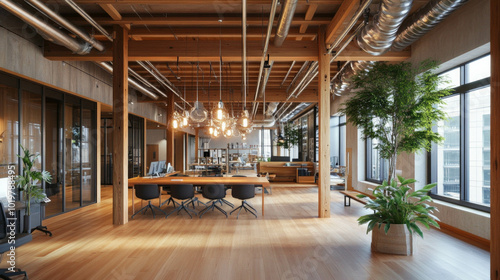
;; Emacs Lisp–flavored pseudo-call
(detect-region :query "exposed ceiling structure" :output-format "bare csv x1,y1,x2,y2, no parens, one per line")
1,0,458,122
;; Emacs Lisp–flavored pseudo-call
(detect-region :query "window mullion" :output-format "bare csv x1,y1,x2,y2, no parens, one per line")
460,91,467,202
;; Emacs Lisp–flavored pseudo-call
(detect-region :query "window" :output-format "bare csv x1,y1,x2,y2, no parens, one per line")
431,54,491,211
366,137,389,183
330,115,346,167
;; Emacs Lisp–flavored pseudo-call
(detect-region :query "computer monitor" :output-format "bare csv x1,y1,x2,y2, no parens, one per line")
147,161,158,176
166,163,174,173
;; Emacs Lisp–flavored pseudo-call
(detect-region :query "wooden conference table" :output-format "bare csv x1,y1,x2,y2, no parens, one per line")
128,176,270,216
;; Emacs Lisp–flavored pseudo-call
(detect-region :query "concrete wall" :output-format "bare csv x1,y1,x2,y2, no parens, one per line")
331,0,491,240
0,26,167,123
146,129,167,162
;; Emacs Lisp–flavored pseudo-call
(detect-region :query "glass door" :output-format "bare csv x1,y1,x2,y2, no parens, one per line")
64,97,81,211
44,91,64,216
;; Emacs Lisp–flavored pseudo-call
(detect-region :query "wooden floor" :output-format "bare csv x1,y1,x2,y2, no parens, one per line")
13,186,489,280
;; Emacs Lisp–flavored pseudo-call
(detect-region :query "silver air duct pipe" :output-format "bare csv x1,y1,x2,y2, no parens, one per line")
392,0,469,51
332,61,375,96
357,0,414,55
0,0,92,54
25,0,104,52
251,0,279,118
64,0,112,41
97,62,159,100
265,102,278,117
258,61,274,98
274,0,298,47
252,114,276,128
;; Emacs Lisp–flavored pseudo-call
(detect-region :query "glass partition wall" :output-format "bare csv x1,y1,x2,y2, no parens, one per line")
0,71,97,218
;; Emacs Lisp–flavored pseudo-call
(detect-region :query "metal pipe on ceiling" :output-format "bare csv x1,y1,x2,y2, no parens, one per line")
392,0,470,51
281,61,296,87
0,0,92,54
258,61,274,98
251,0,279,118
64,0,112,41
274,0,298,47
62,0,167,100
357,0,414,56
242,0,248,110
25,0,105,52
97,62,159,100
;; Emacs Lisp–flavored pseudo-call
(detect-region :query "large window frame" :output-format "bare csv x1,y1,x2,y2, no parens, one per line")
365,137,389,184
431,54,491,212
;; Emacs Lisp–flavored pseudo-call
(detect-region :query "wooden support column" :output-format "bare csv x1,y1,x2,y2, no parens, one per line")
166,94,175,165
112,25,129,225
317,26,331,218
195,128,199,162
491,0,499,278
143,117,147,176
96,102,102,203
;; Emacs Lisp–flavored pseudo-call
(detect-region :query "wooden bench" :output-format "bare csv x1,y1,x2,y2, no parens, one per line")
257,161,314,182
339,190,369,206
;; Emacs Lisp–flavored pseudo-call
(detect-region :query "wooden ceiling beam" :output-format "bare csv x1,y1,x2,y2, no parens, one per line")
298,4,318,40
66,15,332,27
73,0,343,5
45,39,409,62
325,0,359,45
138,89,318,103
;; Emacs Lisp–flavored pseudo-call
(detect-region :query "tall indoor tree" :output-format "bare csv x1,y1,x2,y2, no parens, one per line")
341,60,452,183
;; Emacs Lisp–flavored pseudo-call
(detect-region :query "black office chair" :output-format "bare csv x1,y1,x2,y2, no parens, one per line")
166,184,197,218
230,184,257,219
0,202,32,279
199,184,229,218
160,174,189,208
131,184,166,219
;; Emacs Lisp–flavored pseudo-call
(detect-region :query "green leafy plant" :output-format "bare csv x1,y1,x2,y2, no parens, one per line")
16,145,52,216
276,123,300,157
340,60,452,182
357,176,440,238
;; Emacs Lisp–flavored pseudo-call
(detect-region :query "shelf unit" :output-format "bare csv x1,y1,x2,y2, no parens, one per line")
192,148,229,175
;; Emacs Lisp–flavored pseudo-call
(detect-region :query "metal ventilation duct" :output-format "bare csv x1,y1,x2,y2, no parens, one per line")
357,0,414,55
392,0,469,51
332,61,375,96
274,0,298,47
97,62,159,100
0,0,92,54
25,0,105,52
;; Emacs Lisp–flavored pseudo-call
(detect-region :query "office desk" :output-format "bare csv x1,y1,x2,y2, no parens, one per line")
128,176,270,216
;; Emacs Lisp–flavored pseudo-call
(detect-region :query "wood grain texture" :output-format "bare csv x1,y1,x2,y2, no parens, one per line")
17,187,489,280
318,26,331,218
166,94,175,165
491,0,499,278
96,102,102,203
325,0,359,45
112,25,129,225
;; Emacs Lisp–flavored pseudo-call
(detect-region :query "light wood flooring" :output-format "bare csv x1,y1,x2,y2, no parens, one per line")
11,186,489,280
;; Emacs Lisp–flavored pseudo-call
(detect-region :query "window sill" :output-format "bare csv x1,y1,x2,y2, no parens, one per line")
431,199,490,218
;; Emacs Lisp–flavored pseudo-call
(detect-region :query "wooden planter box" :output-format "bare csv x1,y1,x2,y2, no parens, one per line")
371,224,416,256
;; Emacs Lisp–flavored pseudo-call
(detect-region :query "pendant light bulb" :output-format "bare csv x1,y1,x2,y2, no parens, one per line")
173,119,179,129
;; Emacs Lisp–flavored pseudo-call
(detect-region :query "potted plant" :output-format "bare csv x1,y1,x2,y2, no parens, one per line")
16,145,51,233
340,60,452,254
358,176,440,255
276,123,300,161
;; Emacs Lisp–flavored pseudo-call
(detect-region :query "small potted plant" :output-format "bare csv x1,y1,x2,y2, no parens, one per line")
357,176,440,255
16,145,51,233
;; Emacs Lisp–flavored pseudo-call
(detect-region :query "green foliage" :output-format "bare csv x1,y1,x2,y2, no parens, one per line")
340,60,452,181
276,123,300,150
16,145,52,216
357,176,440,238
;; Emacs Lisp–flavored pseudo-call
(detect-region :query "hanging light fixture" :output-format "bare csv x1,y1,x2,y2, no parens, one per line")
190,52,208,123
238,1,252,133
277,122,285,143
171,111,181,129
213,20,227,124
